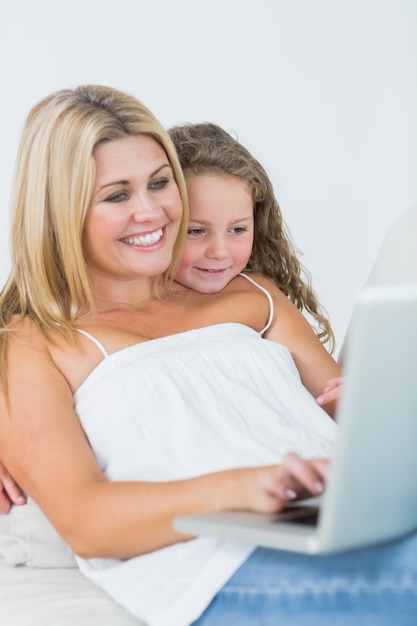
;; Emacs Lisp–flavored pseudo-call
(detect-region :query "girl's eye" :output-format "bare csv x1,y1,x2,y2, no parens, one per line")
187,228,206,237
149,178,169,190
229,226,247,234
105,191,129,203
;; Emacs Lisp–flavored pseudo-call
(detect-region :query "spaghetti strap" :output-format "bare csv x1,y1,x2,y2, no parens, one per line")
74,328,109,358
238,273,274,335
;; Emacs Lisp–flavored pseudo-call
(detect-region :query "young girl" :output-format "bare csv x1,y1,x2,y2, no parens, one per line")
170,122,335,352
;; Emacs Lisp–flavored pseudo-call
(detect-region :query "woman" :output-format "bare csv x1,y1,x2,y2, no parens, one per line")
0,85,415,626
0,118,339,517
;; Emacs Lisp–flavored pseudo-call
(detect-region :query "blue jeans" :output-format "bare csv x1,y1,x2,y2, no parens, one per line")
192,531,417,625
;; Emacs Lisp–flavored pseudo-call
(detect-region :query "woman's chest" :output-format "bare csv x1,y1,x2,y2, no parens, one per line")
52,285,271,391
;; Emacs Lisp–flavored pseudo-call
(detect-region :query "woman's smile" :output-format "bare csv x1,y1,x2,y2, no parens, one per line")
119,226,165,248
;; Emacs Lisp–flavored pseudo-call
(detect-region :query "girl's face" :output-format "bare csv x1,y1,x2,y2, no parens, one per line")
84,134,182,287
175,173,254,294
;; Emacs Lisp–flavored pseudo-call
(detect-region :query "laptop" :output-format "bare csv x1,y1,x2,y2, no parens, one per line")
174,284,417,554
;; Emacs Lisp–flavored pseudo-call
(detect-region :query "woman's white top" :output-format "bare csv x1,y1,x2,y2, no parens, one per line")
74,274,338,626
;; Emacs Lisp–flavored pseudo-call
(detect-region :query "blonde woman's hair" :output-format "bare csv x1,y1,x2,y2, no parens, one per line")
0,85,189,371
169,122,335,352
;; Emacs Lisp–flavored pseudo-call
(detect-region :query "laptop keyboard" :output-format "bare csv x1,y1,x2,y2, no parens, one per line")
272,506,319,527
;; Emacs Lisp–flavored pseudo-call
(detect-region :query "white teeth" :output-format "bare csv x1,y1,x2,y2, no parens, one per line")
121,228,163,246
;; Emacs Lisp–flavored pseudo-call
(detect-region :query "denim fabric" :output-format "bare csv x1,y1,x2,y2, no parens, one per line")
192,531,417,625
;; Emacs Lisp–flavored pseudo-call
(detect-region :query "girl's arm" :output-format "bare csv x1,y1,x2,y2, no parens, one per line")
253,274,342,417
316,378,344,408
0,320,327,560
0,460,26,513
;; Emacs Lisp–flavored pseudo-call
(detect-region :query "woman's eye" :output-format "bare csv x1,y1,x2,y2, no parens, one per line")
230,226,247,234
105,192,128,203
187,228,206,237
149,178,169,190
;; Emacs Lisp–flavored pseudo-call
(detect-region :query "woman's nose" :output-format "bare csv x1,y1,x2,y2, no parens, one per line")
132,193,162,222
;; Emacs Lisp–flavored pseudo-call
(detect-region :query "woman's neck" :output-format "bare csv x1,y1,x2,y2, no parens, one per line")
86,272,156,315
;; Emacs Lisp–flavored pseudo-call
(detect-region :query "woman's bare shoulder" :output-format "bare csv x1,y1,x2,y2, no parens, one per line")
4,317,80,390
6,315,49,349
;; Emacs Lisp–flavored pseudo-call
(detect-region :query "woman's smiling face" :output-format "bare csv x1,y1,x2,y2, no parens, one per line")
84,134,183,285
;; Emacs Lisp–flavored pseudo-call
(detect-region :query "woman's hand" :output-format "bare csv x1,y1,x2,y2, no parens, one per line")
316,377,344,409
230,453,329,516
0,460,26,513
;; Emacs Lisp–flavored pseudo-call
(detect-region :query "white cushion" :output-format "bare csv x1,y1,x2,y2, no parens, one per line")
0,497,76,568
0,557,144,625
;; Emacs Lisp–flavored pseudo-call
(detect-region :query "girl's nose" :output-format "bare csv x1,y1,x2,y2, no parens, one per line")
206,237,229,260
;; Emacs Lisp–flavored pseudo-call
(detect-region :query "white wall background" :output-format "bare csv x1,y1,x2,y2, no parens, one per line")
1,0,416,355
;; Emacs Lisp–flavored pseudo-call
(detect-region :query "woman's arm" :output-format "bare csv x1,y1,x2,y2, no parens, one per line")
254,274,342,417
0,321,327,560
